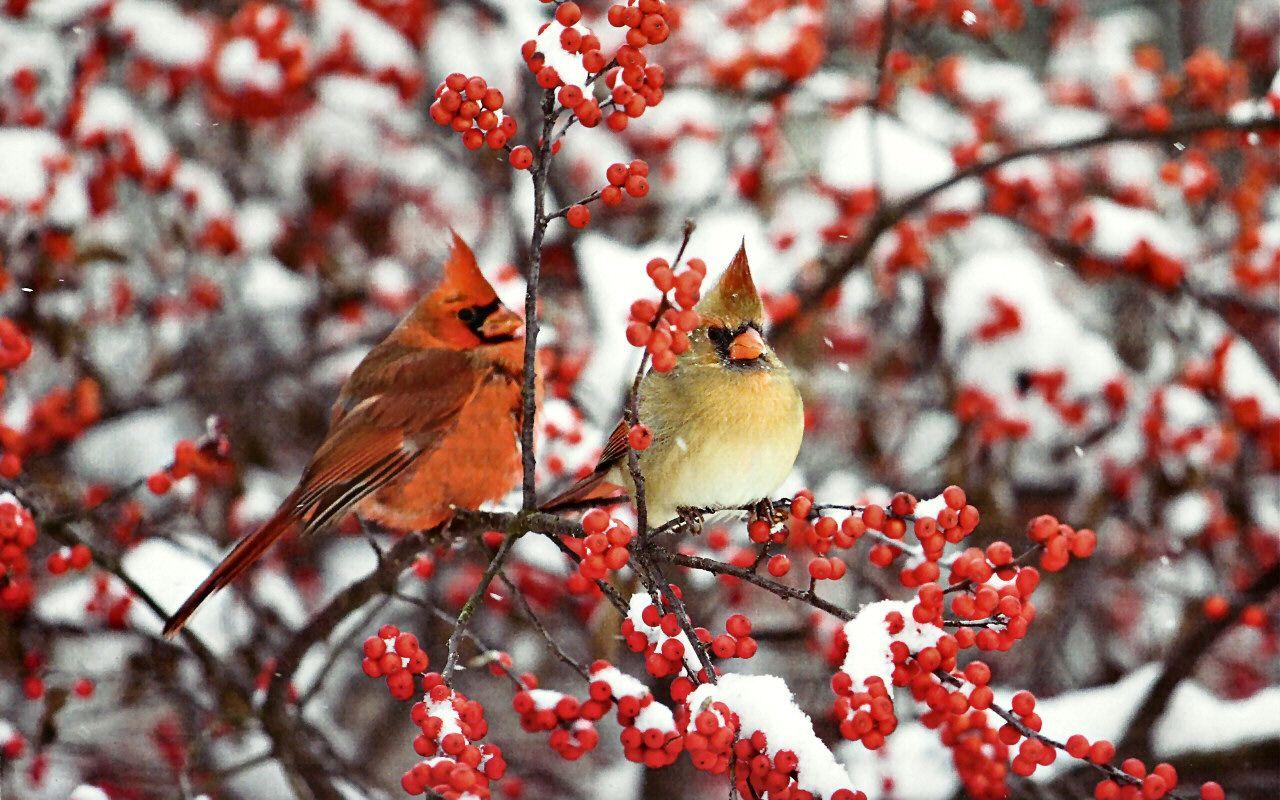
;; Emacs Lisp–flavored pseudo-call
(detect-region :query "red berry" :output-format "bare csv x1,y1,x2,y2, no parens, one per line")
566,204,590,228
555,2,582,25
1088,740,1116,764
1011,690,1036,715
767,554,790,576
808,558,833,580
147,472,172,495
509,146,534,170
624,175,649,197
628,424,653,451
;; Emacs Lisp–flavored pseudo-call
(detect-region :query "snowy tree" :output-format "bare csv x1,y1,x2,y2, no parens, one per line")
1,0,1277,799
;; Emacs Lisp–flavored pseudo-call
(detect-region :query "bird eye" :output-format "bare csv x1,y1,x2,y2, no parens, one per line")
707,327,730,344
457,307,478,324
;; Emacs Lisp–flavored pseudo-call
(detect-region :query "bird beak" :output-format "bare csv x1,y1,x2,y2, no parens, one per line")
480,305,523,340
728,327,765,361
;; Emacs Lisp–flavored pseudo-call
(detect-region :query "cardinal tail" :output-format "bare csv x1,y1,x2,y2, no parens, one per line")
162,498,299,638
538,472,625,513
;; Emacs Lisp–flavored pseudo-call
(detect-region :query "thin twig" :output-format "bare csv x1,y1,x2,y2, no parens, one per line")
443,532,523,684
520,88,558,509
499,571,591,681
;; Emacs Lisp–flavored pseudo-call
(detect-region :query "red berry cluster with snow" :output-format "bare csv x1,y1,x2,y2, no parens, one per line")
0,0,1274,797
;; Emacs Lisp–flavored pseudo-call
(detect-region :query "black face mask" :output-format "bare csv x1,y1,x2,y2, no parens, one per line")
456,298,513,343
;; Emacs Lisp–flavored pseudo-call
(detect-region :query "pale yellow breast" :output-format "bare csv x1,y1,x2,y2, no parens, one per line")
630,362,804,524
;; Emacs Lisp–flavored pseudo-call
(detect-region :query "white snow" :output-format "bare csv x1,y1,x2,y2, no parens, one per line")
1075,197,1196,261
68,404,201,483
841,599,942,688
632,701,677,733
1221,337,1280,416
533,21,590,89
313,0,417,72
123,538,248,656
838,722,958,800
239,256,317,314
940,245,1127,437
820,109,980,211
110,0,211,68
1164,492,1211,539
952,59,1048,134
687,674,859,797
0,128,66,209
591,665,649,699
216,38,283,93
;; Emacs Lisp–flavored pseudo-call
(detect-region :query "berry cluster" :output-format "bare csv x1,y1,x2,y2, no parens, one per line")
709,613,758,660
46,543,93,575
513,659,683,767
361,625,430,700
624,256,706,372
429,74,516,153
403,678,506,798
0,497,38,613
576,508,633,580
597,1,672,130
0,318,32,374
580,662,680,767
603,160,651,204
0,379,102,479
1023,513,1097,572
145,433,235,496
622,596,703,681
954,385,1032,445
84,573,133,628
206,3,311,120
676,699,865,800
528,6,608,124
511,680,601,761
831,673,898,750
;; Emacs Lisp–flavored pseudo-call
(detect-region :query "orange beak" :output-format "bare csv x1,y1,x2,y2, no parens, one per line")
480,305,524,340
728,327,765,361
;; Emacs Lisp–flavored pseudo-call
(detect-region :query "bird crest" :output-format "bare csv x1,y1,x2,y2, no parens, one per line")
440,230,500,304
697,242,765,324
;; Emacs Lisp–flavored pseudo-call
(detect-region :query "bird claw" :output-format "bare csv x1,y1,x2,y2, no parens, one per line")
752,498,786,525
676,506,704,535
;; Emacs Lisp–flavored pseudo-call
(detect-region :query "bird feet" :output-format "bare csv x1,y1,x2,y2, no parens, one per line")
675,506,704,535
751,498,787,525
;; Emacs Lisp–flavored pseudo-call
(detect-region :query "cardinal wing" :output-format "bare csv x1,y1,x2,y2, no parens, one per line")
295,346,481,534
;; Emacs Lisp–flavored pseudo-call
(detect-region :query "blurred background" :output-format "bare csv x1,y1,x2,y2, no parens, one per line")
0,0,1277,798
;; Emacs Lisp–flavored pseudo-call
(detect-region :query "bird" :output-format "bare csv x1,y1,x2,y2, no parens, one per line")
163,233,527,636
544,243,804,526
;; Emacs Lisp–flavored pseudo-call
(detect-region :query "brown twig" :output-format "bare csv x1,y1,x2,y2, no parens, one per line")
520,87,559,509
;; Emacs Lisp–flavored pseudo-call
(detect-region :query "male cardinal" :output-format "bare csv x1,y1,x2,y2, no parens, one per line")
545,244,803,525
164,233,526,636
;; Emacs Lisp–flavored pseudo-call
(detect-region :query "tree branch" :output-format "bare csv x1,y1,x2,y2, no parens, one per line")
774,110,1280,341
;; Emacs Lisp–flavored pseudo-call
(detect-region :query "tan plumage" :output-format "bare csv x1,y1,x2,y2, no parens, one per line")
546,243,804,524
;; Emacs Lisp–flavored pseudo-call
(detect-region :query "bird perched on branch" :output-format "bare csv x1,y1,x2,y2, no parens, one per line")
545,244,804,526
164,233,526,636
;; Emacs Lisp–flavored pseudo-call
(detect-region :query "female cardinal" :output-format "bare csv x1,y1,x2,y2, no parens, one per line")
164,233,526,636
545,244,803,525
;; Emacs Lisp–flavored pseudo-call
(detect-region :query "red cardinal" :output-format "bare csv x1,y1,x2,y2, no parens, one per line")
164,233,526,636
